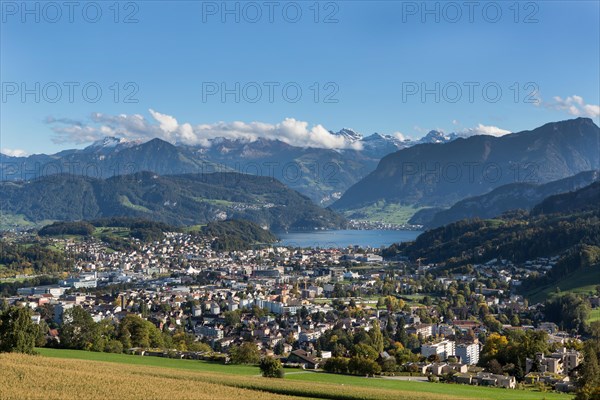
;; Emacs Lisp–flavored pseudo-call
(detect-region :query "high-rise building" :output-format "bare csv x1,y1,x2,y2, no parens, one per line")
456,342,480,365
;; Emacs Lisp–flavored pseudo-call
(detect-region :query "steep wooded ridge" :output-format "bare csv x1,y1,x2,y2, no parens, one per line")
416,170,599,228
384,181,600,270
532,180,600,215
200,220,278,250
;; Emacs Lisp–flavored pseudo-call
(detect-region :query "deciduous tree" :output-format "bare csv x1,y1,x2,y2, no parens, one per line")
0,306,38,354
259,356,284,378
60,306,98,350
230,342,260,364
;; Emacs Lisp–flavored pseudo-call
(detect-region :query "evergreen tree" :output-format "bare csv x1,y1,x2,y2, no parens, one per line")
371,320,384,353
273,341,284,355
385,316,395,337
0,298,8,312
395,320,408,347
514,356,525,381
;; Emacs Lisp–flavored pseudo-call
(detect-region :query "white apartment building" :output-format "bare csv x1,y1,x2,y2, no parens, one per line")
456,342,480,365
421,340,455,360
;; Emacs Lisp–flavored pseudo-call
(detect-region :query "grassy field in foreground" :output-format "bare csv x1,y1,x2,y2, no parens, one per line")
0,353,297,400
37,347,262,375
34,348,572,400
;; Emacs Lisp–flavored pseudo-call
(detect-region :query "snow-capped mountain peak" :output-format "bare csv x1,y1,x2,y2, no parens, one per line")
363,132,385,141
419,130,451,144
358,132,408,155
88,136,128,148
82,136,145,154
331,128,363,142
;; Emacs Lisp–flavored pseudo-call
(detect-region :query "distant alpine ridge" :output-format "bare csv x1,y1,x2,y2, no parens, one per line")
0,129,456,206
3,118,598,227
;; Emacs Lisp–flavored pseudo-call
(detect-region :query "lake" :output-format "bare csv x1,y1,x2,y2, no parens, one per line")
276,229,422,249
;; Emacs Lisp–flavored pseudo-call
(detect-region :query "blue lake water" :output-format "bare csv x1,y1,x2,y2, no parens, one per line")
276,230,422,249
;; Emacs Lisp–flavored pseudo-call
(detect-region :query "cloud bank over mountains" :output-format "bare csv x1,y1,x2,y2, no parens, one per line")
47,111,364,150
541,95,600,118
45,109,515,151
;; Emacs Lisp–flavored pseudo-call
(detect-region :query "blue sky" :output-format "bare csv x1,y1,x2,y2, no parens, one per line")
1,0,599,154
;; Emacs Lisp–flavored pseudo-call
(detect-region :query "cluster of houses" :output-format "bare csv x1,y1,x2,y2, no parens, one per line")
471,256,560,288
408,336,582,391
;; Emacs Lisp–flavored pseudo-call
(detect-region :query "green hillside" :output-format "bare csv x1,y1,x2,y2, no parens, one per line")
524,266,600,304
0,172,346,230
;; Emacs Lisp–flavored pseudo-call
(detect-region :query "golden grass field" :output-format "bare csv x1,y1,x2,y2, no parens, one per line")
0,352,479,400
0,353,296,400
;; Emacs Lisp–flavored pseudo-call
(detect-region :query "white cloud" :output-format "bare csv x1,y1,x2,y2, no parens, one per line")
542,95,600,118
457,124,511,137
0,148,28,157
47,110,364,150
392,131,408,141
583,104,600,118
149,109,179,133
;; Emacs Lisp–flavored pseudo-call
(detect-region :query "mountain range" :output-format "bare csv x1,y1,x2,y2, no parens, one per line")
3,118,598,229
333,118,600,212
0,129,455,206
